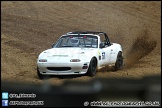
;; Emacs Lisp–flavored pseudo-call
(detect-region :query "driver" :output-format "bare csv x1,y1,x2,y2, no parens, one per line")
70,38,80,47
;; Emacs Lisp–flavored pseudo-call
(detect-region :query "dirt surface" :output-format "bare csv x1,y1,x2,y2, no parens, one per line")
1,1,161,85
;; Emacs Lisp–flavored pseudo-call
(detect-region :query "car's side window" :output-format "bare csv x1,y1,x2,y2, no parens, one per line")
100,33,111,47
100,34,106,43
100,34,107,48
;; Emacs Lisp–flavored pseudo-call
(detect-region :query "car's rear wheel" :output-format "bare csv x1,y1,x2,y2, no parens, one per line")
113,51,123,71
87,58,97,77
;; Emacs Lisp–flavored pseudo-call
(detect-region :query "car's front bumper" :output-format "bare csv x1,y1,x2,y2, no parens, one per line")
37,62,90,75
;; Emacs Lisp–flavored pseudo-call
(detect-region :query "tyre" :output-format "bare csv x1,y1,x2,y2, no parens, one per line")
87,58,97,77
114,52,123,71
37,67,46,79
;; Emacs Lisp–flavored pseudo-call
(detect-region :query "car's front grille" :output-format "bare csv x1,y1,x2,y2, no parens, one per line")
47,67,71,71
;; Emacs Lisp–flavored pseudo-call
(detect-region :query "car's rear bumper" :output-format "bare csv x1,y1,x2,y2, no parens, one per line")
37,62,89,75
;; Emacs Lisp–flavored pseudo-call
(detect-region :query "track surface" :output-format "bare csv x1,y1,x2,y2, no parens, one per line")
1,1,161,85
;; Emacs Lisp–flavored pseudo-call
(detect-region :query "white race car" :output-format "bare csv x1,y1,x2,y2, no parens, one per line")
37,31,123,79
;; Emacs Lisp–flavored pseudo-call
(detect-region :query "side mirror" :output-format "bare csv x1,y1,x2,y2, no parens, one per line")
99,42,105,48
52,43,55,48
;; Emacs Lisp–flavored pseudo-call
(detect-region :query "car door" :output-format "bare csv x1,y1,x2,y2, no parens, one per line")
104,34,116,64
98,34,110,66
99,33,113,65
99,46,111,65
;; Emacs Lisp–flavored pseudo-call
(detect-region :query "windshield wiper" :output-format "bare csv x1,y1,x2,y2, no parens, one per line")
82,46,97,48
60,45,74,47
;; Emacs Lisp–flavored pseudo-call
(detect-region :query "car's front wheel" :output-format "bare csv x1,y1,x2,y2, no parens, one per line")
37,67,46,79
87,58,97,77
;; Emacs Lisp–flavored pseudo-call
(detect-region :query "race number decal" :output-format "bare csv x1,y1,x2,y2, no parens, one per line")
102,52,105,59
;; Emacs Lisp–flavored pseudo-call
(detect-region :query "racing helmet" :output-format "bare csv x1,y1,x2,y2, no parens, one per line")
70,38,80,46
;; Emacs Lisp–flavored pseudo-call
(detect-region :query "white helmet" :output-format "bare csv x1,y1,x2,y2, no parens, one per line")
70,38,79,46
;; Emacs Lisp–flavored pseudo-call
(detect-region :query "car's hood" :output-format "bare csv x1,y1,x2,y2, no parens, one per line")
39,48,97,58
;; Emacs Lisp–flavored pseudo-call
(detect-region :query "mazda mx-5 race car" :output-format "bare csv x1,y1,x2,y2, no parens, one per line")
37,31,123,79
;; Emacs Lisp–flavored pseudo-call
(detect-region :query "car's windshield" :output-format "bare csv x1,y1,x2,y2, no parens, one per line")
55,35,98,48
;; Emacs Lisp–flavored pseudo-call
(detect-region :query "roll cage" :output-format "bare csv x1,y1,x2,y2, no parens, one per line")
66,31,111,46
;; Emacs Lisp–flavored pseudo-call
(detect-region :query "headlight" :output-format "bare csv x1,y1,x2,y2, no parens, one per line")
70,59,81,62
39,59,47,62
